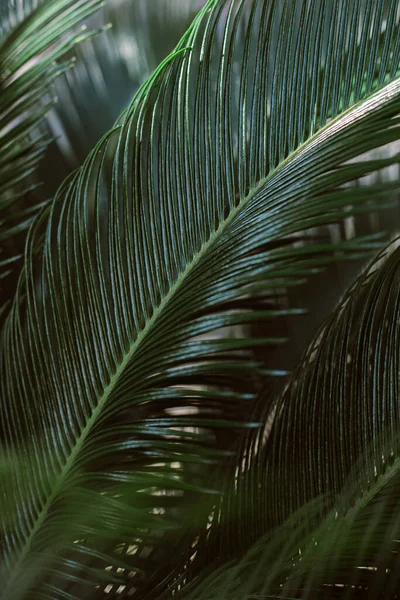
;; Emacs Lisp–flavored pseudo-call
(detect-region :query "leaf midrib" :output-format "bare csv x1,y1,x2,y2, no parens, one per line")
4,78,400,595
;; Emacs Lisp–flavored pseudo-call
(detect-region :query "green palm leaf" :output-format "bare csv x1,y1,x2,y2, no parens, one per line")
0,0,103,312
2,0,400,598
231,240,400,550
183,243,400,599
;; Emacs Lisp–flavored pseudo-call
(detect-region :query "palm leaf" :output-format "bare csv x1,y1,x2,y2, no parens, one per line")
178,243,400,599
0,0,103,311
271,241,400,598
2,0,400,598
255,242,400,530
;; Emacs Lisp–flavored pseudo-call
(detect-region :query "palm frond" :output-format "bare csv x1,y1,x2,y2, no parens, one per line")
209,238,400,569
0,0,103,309
270,242,400,598
178,244,400,600
257,242,400,527
2,0,400,598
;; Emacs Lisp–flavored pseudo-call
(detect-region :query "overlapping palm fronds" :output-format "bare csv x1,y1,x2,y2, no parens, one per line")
181,243,400,599
1,1,400,599
1,0,203,320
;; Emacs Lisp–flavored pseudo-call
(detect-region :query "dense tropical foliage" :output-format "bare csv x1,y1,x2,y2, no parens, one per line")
1,0,400,598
